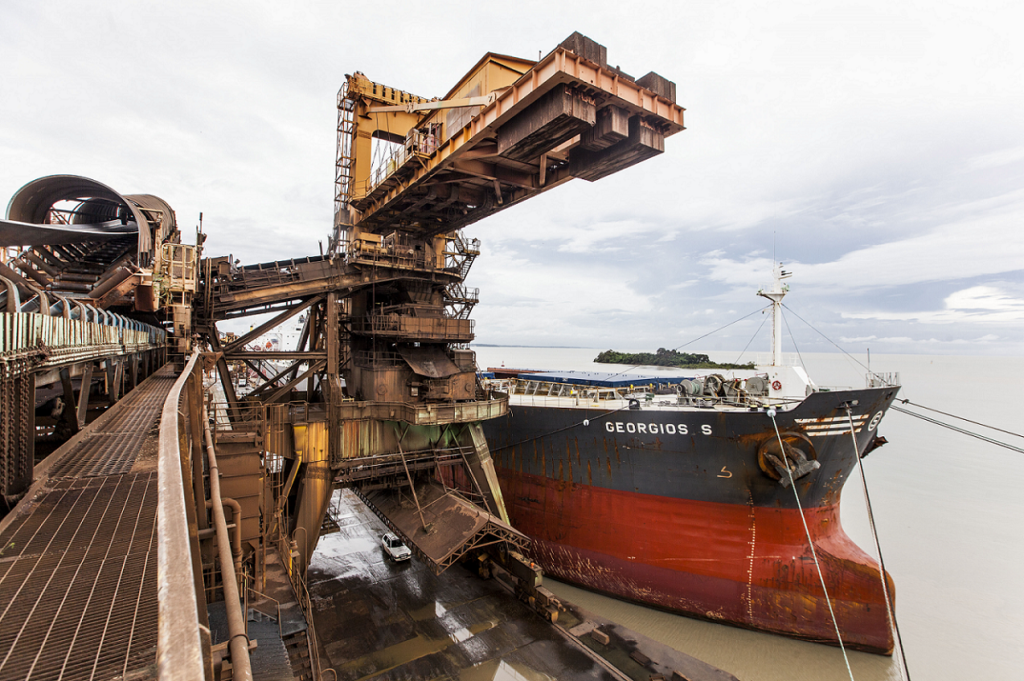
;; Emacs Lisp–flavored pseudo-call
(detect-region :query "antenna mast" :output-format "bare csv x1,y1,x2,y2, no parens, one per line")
757,262,792,366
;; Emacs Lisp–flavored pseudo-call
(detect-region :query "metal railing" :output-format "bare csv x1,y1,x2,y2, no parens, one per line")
273,522,331,681
333,394,508,425
0,311,165,377
156,350,206,680
351,314,474,340
352,349,406,368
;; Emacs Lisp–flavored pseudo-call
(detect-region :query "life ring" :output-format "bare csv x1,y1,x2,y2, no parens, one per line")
771,380,782,391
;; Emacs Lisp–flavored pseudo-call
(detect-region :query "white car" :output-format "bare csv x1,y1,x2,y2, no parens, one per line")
381,532,412,562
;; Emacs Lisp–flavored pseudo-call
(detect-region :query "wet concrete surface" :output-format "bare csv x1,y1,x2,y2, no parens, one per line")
308,489,620,681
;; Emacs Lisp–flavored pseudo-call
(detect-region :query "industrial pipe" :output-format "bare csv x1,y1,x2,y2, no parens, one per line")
202,412,253,681
205,498,243,579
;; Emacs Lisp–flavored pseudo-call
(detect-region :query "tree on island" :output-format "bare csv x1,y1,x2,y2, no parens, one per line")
594,348,755,370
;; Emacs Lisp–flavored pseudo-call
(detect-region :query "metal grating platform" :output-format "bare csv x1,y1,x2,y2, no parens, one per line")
0,474,159,680
47,375,175,479
0,367,175,680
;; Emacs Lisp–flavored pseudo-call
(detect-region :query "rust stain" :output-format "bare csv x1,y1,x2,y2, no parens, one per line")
603,436,608,454
737,429,775,446
541,451,545,477
558,460,564,481
575,436,581,465
567,455,573,483
566,438,571,460
587,460,592,485
606,457,612,477
614,441,621,464
533,440,538,464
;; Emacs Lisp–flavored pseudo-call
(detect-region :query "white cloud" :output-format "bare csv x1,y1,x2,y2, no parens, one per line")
967,146,1024,171
946,286,1024,312
3,0,1024,355
844,286,1024,324
701,201,1024,293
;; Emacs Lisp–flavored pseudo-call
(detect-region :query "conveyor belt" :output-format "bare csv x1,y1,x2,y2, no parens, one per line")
0,367,175,680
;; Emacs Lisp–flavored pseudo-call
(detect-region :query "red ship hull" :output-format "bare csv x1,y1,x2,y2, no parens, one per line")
484,384,899,653
497,466,895,654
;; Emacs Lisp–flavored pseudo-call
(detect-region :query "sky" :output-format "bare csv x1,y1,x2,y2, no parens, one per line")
2,0,1023,356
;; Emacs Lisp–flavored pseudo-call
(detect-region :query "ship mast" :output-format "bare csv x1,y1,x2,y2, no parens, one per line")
757,262,792,366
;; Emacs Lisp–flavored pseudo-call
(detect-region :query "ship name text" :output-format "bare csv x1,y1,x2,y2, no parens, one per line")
603,421,712,436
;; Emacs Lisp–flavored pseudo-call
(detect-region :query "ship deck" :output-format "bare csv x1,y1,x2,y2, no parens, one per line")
505,392,788,412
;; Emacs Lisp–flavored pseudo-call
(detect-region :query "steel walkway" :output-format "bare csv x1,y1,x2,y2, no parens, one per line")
0,367,176,681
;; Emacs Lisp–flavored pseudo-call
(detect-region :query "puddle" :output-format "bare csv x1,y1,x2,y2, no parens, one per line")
410,601,447,621
460,659,557,681
340,619,500,679
316,535,377,558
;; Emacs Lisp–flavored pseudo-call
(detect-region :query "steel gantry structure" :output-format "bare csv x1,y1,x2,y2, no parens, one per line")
196,30,685,595
0,32,687,681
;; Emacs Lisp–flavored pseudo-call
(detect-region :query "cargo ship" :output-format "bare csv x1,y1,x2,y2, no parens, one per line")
480,265,901,654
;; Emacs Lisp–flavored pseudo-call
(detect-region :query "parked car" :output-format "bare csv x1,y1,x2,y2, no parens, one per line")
381,532,412,562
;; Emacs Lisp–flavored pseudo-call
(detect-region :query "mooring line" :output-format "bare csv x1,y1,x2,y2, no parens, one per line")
898,399,1024,439
847,407,911,681
891,405,1024,454
768,408,855,681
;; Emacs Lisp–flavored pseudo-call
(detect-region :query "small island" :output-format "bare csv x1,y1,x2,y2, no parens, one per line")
595,348,755,370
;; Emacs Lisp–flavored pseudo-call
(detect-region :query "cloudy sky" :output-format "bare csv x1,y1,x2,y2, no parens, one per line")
3,0,1022,356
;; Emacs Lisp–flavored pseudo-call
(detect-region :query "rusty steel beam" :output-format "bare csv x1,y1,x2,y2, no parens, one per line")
221,295,324,354
266,359,326,403
248,357,308,399
226,350,328,361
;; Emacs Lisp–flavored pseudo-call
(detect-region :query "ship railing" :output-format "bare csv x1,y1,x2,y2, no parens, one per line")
496,377,806,411
867,371,900,388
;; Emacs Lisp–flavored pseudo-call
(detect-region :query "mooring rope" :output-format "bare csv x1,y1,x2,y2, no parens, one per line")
891,405,1024,454
898,399,1024,440
846,407,911,681
768,407,856,681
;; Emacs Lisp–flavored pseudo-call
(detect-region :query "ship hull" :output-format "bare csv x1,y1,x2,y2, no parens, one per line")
483,386,899,654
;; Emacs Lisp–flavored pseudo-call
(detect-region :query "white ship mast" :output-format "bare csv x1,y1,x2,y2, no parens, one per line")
757,262,792,367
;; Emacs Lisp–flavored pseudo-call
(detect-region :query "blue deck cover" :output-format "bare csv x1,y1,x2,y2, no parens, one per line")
523,370,694,388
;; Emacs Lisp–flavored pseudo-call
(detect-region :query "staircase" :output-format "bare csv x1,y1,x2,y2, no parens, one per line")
283,629,314,681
